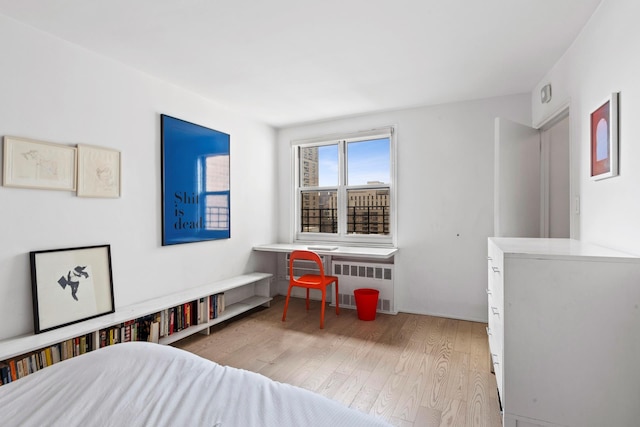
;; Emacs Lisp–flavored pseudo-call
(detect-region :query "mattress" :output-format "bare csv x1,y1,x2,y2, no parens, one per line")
0,341,391,427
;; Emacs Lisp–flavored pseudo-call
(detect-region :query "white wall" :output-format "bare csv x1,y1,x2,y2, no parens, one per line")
532,0,640,254
0,15,278,340
277,94,531,321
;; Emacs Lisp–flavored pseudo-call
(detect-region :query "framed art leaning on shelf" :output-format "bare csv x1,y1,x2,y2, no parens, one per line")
30,245,115,334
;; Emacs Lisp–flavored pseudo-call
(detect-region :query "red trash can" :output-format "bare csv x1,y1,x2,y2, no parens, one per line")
354,288,379,321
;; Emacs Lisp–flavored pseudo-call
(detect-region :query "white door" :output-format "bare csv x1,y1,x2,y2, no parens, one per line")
541,115,570,238
494,118,541,237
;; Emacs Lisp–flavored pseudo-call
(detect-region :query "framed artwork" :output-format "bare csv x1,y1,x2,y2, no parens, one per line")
77,144,121,198
590,92,619,180
2,136,76,191
30,245,115,334
161,114,230,245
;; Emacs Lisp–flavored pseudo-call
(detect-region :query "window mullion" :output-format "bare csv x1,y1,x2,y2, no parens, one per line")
338,140,347,237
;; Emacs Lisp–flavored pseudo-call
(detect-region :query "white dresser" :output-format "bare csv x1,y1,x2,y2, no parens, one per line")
487,237,640,427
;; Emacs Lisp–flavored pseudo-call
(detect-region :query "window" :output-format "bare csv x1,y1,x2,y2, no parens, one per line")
203,154,229,231
293,127,395,246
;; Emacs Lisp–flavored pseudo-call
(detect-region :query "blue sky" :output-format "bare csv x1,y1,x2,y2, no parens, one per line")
318,138,390,186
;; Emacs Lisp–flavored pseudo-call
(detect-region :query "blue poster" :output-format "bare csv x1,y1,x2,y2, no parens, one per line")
161,114,230,245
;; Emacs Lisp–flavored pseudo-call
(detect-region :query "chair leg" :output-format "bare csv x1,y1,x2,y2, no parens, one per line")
282,286,293,322
306,288,310,311
335,279,340,315
320,288,326,329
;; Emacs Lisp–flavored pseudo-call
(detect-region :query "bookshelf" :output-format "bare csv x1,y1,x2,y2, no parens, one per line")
0,272,272,383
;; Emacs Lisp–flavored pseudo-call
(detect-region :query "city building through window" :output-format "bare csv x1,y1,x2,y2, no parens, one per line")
293,127,395,246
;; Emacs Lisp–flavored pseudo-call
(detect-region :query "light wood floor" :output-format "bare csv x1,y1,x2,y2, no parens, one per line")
174,296,502,427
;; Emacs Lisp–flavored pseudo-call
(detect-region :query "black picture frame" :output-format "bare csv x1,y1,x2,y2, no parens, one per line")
30,244,115,334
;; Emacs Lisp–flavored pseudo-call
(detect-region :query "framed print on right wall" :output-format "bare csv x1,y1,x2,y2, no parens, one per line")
590,92,619,180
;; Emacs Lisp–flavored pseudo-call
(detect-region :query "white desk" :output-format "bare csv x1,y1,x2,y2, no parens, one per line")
253,243,397,259
254,243,398,314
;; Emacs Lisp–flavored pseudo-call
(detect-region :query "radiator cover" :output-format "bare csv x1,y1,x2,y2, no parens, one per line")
280,253,396,315
332,260,395,315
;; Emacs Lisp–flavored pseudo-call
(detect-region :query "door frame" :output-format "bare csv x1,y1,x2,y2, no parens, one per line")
535,102,574,239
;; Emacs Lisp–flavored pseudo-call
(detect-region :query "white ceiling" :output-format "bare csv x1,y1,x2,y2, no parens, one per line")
0,0,602,127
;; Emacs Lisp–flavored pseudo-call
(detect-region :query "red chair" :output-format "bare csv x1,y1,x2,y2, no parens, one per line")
282,250,339,329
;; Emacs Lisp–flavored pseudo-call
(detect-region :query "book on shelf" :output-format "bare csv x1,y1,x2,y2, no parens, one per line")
218,293,225,315
149,322,160,343
183,303,189,329
191,300,198,326
21,359,28,378
44,348,53,367
52,345,61,364
67,339,74,358
123,320,134,343
0,363,9,384
29,354,37,375
9,360,17,381
16,359,24,379
160,310,166,337
208,293,225,319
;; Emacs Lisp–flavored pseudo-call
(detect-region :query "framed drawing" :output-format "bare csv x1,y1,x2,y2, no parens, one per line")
3,136,76,191
30,245,115,334
590,92,619,180
161,114,230,245
77,144,121,198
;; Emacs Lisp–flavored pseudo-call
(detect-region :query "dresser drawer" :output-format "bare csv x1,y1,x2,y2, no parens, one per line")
489,334,504,403
487,243,504,306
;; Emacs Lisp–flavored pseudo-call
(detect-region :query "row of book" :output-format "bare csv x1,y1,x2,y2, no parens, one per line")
0,293,227,385
156,293,226,338
0,333,95,385
98,316,156,348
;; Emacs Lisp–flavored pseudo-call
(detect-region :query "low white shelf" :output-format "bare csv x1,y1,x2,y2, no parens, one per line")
0,272,272,362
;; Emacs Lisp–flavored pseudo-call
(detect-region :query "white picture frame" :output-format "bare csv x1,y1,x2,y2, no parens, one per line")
590,92,619,180
77,144,121,198
3,136,77,191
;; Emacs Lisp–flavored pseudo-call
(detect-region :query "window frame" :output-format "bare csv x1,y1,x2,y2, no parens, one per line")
291,127,397,247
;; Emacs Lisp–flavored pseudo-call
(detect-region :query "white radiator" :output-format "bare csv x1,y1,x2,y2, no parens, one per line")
331,260,395,315
279,253,395,315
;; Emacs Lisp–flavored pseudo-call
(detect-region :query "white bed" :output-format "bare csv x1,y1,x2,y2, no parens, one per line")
0,341,391,427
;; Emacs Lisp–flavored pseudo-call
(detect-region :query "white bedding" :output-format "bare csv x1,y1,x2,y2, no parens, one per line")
0,341,391,427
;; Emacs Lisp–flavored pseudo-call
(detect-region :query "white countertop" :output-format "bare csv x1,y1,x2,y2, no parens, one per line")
253,243,397,259
489,237,640,262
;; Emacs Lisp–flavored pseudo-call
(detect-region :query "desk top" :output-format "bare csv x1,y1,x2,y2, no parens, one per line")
253,243,397,259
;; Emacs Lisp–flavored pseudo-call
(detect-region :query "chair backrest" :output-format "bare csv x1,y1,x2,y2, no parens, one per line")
289,250,325,282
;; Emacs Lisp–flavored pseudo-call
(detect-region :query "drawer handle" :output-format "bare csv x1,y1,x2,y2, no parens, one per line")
491,307,500,316
491,354,500,365
487,256,493,261
486,288,492,295
491,266,500,273
486,327,492,336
